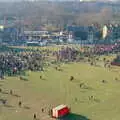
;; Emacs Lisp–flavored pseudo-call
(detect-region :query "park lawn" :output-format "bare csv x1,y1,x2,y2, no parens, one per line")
9,44,83,52
0,62,120,120
10,45,66,51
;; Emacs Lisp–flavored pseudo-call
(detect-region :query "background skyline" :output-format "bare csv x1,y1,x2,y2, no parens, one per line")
0,0,119,2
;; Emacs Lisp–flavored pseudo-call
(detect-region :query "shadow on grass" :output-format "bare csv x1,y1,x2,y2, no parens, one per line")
83,86,94,90
1,91,9,94
62,113,90,120
20,76,29,81
23,106,30,109
4,104,14,108
20,79,29,82
12,94,21,98
41,78,47,81
94,99,101,103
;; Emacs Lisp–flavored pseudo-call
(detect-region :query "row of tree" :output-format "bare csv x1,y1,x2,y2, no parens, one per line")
0,1,120,30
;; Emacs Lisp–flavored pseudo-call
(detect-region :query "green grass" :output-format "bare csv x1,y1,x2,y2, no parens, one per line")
0,61,120,120
9,44,83,52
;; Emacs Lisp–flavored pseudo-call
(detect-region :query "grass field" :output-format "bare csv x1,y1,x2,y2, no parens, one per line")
9,44,83,51
0,58,120,120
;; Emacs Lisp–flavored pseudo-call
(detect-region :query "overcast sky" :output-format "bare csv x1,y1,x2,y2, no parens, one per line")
0,0,119,2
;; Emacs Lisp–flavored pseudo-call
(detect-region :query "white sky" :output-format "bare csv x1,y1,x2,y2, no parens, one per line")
0,0,119,2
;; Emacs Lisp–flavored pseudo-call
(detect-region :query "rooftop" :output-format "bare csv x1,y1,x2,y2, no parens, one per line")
53,104,67,110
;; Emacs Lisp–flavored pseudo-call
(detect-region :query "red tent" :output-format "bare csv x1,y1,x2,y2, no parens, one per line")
52,104,70,118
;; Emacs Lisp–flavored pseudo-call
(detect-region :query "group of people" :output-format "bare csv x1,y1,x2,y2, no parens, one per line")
0,49,46,79
0,44,119,79
0,87,53,120
53,47,81,62
94,44,120,55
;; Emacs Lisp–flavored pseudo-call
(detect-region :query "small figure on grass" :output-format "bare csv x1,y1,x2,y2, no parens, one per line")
41,108,44,112
20,76,22,80
115,77,119,81
40,75,42,79
3,99,7,106
89,96,94,101
103,58,106,62
18,101,22,107
55,67,58,70
88,59,91,62
40,75,45,80
89,96,100,102
55,66,63,72
90,62,94,66
79,83,84,88
96,58,99,61
108,64,111,69
102,80,107,83
70,76,74,81
33,113,37,119
75,97,78,102
0,88,2,92
10,90,13,95
48,109,52,116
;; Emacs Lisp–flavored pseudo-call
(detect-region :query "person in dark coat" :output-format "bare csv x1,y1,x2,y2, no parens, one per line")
18,101,22,107
41,108,44,112
115,77,118,81
33,113,37,119
0,88,2,92
102,80,107,83
40,75,42,79
80,83,84,88
70,76,74,81
3,99,7,105
89,96,94,100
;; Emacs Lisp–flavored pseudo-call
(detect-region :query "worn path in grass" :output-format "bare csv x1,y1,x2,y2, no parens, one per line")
0,62,120,120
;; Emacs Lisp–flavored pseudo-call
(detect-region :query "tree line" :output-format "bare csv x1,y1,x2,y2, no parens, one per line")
0,1,120,30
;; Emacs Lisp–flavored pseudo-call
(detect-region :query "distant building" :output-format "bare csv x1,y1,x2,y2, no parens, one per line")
23,31,49,41
80,0,96,2
112,24,120,41
0,16,16,26
67,26,89,40
105,24,120,43
1,27,19,42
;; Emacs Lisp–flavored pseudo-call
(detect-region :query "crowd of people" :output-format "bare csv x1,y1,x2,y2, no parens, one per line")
0,43,120,79
94,43,120,54
0,49,45,78
54,47,80,62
